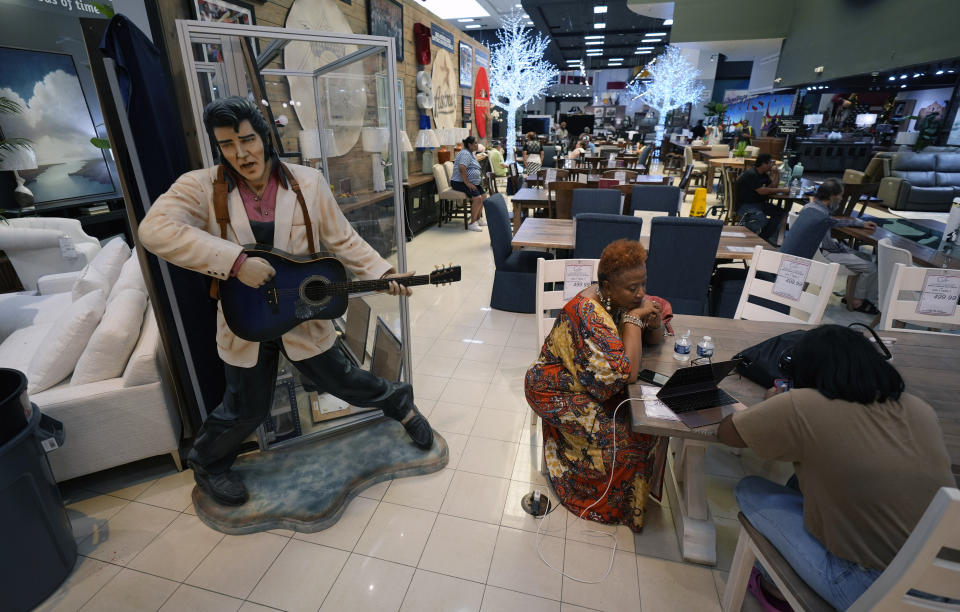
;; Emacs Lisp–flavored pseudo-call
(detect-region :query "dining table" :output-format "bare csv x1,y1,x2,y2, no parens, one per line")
628,314,960,566
834,214,960,270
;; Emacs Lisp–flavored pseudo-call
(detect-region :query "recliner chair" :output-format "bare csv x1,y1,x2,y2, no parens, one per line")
877,151,960,212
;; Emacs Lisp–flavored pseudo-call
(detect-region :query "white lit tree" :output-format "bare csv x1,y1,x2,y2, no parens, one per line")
488,11,559,163
628,46,705,168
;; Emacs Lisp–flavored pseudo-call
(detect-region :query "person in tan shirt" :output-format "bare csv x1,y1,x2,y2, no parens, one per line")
139,97,434,506
717,325,954,610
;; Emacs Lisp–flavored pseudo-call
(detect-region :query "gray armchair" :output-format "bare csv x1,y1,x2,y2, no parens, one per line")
877,152,960,212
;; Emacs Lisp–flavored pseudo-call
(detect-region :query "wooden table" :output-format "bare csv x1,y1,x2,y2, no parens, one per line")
834,216,960,270
512,217,769,258
705,156,759,188
509,187,550,233
629,315,960,565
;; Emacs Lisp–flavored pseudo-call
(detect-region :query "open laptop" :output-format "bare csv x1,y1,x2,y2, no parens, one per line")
656,360,744,428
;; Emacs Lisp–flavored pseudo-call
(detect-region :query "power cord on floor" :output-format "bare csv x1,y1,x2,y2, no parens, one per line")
533,396,640,584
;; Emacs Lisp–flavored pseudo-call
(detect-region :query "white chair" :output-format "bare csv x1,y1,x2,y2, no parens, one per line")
432,163,469,228
0,217,101,291
632,210,669,238
684,145,708,174
879,264,960,332
723,487,960,612
744,145,760,157
443,160,455,183
734,245,840,325
533,257,599,425
877,237,914,317
710,144,730,156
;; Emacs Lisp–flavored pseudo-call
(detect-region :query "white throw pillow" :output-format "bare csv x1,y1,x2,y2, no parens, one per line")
27,289,106,394
72,289,147,385
72,237,129,301
0,323,54,371
122,304,159,387
71,264,110,301
108,250,146,303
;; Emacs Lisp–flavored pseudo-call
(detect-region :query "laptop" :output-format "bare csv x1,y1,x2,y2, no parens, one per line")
656,360,744,428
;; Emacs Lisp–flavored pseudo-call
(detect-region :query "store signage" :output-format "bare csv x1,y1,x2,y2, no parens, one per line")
432,50,458,128
778,115,802,135
475,48,489,68
474,68,490,138
6,0,110,16
430,23,454,53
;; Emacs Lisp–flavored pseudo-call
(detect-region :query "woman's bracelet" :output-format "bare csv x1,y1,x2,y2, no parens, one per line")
622,314,646,329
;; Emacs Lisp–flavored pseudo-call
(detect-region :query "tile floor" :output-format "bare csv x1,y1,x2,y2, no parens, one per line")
43,186,885,611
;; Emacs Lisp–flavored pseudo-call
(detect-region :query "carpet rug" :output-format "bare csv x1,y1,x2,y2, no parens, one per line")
193,418,448,535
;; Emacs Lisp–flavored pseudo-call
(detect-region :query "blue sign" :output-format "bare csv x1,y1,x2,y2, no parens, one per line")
431,23,454,53
475,48,489,68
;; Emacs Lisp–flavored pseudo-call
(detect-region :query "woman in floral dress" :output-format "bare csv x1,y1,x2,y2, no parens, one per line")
525,240,669,532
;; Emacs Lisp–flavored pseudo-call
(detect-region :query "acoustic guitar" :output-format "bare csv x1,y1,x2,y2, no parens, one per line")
220,245,461,342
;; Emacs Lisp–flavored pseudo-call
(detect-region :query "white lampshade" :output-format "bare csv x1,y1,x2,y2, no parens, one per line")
438,128,458,146
0,146,38,171
895,131,918,146
399,131,414,153
415,129,440,149
361,127,390,153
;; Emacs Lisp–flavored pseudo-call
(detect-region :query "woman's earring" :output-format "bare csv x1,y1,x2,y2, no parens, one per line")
598,287,612,311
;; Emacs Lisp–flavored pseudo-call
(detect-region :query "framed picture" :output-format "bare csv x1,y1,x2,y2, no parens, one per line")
368,0,404,63
459,41,473,89
462,95,472,118
192,0,255,25
0,47,117,204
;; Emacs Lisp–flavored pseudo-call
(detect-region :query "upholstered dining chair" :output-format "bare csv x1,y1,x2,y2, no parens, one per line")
483,194,554,312
571,188,621,218
572,213,644,259
630,185,681,216
646,216,723,315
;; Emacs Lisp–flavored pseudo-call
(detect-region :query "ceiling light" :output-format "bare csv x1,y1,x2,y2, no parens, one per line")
949,69,956,73
594,5,607,13
586,52,603,56
608,58,622,61
901,84,906,88
458,18,474,22
526,20,533,24
900,74,907,79
594,23,606,29
414,0,489,19
663,19,673,25
888,76,895,81
641,38,660,43
465,24,482,29
585,40,604,45
636,46,654,50
913,73,921,77
647,32,667,36
514,3,522,6
936,69,945,75
584,35,604,40
635,50,651,54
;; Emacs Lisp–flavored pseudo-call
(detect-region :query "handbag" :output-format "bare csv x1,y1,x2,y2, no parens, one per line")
732,323,891,389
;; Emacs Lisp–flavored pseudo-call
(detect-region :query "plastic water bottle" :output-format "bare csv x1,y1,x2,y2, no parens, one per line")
674,330,692,361
790,178,800,198
696,336,714,358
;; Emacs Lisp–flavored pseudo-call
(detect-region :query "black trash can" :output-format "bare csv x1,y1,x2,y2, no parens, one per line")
0,369,77,612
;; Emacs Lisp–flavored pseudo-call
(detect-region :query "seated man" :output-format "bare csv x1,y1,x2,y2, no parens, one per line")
735,153,789,244
796,178,880,313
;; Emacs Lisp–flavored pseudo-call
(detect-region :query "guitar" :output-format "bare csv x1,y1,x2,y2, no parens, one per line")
220,245,461,342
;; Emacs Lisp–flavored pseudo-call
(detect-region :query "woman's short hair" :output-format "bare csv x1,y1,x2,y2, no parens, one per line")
462,135,476,147
526,131,536,140
598,239,648,282
790,325,904,404
203,96,275,164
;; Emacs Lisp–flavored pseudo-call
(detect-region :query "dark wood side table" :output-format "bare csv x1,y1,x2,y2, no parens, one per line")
403,173,437,238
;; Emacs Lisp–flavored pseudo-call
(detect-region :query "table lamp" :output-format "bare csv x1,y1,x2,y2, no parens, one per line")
895,131,918,147
415,128,440,174
0,146,38,207
399,131,414,181
361,127,390,192
437,128,458,164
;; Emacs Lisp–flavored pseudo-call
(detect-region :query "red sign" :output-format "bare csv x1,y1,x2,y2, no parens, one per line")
474,67,490,139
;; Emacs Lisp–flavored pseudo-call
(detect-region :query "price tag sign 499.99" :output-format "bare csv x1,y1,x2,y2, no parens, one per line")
916,270,960,316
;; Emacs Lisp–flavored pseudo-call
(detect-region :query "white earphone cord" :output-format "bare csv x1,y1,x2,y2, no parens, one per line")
535,396,641,584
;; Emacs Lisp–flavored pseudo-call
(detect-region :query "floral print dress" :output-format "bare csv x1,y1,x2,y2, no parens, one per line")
524,294,663,532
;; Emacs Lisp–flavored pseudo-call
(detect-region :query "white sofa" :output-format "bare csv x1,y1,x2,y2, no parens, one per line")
0,217,101,291
0,245,181,482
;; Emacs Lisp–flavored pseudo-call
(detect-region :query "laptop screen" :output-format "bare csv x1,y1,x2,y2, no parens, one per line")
657,360,739,399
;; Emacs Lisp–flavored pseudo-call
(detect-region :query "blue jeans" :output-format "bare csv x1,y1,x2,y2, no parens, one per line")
734,476,880,610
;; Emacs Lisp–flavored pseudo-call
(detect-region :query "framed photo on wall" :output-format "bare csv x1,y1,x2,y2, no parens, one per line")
368,0,404,63
192,0,255,25
459,41,473,89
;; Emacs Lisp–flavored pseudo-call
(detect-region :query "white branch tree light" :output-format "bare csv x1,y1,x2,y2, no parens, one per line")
628,46,705,169
488,11,559,163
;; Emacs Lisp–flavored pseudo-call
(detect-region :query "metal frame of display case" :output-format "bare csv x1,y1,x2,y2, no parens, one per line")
175,20,412,448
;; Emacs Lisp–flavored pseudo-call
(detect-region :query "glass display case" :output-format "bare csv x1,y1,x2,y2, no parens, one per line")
175,20,411,447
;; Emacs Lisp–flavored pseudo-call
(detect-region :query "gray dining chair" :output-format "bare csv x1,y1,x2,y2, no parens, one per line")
573,213,644,259
571,188,621,219
646,217,723,314
631,185,681,216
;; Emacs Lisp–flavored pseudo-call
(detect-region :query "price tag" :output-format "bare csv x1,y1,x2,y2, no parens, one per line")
41,437,59,452
614,171,626,184
916,270,960,316
545,168,557,184
563,261,594,300
58,236,78,259
772,254,811,301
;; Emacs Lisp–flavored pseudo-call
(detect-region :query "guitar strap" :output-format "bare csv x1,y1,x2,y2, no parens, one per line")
208,162,317,299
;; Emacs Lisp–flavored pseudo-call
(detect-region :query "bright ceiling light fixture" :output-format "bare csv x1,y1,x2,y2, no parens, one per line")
594,5,607,13
416,0,489,19
584,35,604,40
647,32,667,36
594,23,606,29
663,19,673,25
585,40,604,45
635,50,651,54
636,46,654,50
641,38,658,43
586,51,603,56
458,18,474,22
466,24,482,29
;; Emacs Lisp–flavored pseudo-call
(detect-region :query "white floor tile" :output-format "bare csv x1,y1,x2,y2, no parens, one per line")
429,401,481,435
500,480,567,538
248,539,349,612
383,468,455,512
635,556,721,611
451,310,488,328
561,540,641,611
185,532,287,599
631,498,682,563
480,311,518,331
486,527,563,600
561,605,600,612
419,515,499,583
128,513,225,581
238,602,278,612
36,556,121,612
66,494,129,542
457,437,520,479
512,444,548,485
463,343,505,364
159,584,242,612
712,571,767,612
491,364,529,388
79,568,177,612
410,335,437,356
354,502,437,566
452,359,500,383
482,383,530,413
471,408,526,442
443,432,469,469
480,586,560,612
135,469,196,512
439,324,481,342
415,353,460,378
706,474,742,521
400,569,485,612
413,374,450,400
78,501,179,566
319,554,414,612
473,328,511,346
565,512,636,554
439,379,490,406
499,347,536,367
506,329,538,350
293,495,378,551
356,479,391,501
428,339,470,359
440,471,511,525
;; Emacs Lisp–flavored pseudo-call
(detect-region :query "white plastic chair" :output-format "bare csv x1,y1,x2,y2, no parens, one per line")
0,217,101,291
723,487,960,612
879,264,960,332
632,210,669,237
734,245,840,325
877,237,914,316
